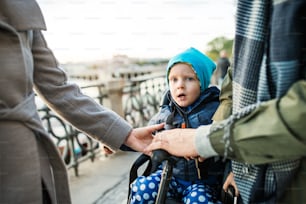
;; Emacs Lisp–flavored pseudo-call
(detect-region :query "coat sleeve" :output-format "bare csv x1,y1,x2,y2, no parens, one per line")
31,30,132,150
208,80,306,164
212,68,233,121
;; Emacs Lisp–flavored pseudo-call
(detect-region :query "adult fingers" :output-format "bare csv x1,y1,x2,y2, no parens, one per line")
148,123,164,133
144,138,168,154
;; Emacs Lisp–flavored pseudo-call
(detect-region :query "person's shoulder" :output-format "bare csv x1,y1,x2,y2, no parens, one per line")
206,86,220,95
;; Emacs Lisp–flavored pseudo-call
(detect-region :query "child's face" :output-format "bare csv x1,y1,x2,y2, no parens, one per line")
168,63,201,107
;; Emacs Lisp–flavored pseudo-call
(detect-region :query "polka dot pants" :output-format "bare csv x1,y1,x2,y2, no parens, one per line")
129,170,222,204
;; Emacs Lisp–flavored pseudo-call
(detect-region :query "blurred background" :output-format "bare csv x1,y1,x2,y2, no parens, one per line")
37,0,235,62
34,2,236,203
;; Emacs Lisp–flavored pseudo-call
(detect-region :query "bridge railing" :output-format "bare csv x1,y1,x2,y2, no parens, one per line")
37,73,166,176
123,73,166,127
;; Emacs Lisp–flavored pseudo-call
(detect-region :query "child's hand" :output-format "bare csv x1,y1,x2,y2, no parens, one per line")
223,172,239,196
102,145,114,155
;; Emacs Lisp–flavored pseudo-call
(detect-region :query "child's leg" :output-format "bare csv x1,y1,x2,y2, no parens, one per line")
129,170,162,204
182,183,222,204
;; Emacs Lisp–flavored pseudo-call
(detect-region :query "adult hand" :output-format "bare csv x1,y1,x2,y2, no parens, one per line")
144,128,198,158
124,123,164,152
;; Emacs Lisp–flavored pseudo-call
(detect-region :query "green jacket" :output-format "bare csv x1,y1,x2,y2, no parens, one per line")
204,68,306,202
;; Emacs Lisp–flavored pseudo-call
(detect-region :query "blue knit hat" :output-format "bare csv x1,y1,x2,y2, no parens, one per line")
166,47,216,92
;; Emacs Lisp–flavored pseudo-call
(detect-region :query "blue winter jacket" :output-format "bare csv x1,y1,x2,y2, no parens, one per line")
149,86,226,183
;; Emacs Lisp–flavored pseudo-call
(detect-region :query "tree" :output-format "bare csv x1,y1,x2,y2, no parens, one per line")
205,36,233,61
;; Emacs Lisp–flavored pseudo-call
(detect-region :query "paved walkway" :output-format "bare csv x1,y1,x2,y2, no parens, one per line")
68,151,141,204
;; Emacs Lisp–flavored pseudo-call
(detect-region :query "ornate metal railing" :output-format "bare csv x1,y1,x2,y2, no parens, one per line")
37,74,166,176
123,73,166,127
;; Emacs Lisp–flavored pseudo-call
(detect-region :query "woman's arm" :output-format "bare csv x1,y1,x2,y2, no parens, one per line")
32,30,163,151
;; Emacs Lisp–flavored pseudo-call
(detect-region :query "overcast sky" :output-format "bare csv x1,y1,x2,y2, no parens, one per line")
37,0,236,63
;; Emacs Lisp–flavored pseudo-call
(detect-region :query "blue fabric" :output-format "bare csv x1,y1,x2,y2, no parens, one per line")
148,87,223,182
166,47,216,92
131,87,223,203
130,170,222,204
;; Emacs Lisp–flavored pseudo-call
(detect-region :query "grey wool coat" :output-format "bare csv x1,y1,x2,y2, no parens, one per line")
0,0,133,203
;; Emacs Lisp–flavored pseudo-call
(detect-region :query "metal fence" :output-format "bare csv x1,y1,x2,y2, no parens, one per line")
123,73,166,127
37,74,166,176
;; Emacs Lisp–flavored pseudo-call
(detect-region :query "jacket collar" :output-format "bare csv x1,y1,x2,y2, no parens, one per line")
168,86,220,114
0,0,46,31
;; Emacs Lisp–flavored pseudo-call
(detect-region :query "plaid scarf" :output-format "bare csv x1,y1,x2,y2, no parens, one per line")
224,0,305,203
